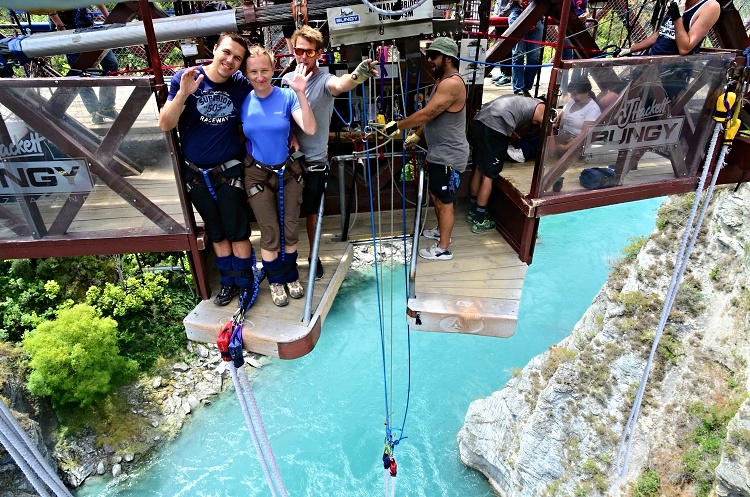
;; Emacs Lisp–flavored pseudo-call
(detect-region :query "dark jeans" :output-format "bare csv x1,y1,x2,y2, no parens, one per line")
66,49,119,114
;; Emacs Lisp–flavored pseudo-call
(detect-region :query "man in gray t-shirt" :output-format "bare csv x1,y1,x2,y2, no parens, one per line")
284,26,377,280
468,95,544,232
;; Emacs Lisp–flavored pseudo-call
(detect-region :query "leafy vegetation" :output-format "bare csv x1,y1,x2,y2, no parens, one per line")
1,253,198,370
22,304,138,408
622,236,647,259
681,401,742,497
633,468,660,497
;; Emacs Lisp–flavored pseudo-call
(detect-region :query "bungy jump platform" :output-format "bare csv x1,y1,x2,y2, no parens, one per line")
183,204,528,360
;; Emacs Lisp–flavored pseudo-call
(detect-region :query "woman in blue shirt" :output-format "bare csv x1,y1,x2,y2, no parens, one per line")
242,45,316,306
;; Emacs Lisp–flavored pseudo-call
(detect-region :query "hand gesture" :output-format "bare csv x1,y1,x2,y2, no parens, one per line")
287,63,312,94
178,67,204,96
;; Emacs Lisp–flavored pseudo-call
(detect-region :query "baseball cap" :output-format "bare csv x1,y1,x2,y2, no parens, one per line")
427,37,458,58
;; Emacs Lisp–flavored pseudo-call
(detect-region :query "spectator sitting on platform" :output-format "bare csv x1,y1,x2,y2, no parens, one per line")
618,0,720,57
241,45,316,307
595,72,625,110
552,77,600,155
158,32,254,307
50,5,119,125
285,25,377,280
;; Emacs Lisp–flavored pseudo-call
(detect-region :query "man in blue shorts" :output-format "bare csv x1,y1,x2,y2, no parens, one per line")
285,25,378,278
385,37,468,261
158,32,254,306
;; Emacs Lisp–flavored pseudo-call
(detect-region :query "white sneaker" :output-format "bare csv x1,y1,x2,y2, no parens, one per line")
422,227,451,243
419,244,453,261
507,145,525,163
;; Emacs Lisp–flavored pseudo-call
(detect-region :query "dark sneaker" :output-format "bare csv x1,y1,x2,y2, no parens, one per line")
471,218,496,234
419,244,453,261
466,210,477,224
494,75,511,86
98,108,119,121
213,285,240,306
552,177,564,192
308,257,324,281
91,112,104,124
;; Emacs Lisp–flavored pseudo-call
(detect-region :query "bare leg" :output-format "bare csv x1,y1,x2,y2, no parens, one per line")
213,239,232,257
261,248,277,261
432,194,453,250
231,239,251,258
306,214,317,257
477,174,493,207
470,167,482,197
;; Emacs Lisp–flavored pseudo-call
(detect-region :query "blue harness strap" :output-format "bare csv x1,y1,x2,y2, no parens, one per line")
200,169,220,202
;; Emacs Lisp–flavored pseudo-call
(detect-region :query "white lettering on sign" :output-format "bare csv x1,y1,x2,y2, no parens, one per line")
375,0,420,20
0,131,46,160
615,96,672,128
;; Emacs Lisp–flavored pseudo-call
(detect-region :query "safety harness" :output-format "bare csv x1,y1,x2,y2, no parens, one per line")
184,158,243,201
244,151,305,197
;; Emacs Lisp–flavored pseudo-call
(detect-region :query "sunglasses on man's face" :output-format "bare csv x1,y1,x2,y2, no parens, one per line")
294,47,318,58
425,51,441,60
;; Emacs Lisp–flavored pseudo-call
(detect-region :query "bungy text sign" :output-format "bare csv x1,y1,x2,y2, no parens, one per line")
583,95,684,156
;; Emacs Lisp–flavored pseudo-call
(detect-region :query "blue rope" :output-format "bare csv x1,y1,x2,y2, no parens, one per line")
277,170,285,263
332,90,354,126
361,99,393,444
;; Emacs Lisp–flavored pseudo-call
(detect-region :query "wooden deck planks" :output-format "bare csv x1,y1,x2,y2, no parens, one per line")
408,202,528,338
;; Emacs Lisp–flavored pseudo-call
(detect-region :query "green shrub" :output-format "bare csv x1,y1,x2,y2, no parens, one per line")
622,236,648,259
633,469,660,497
22,304,138,408
86,272,195,369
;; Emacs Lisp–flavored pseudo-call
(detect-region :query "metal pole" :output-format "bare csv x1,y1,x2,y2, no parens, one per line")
302,192,326,324
408,165,425,299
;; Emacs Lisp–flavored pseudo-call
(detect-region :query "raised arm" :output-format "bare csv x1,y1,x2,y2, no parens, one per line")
158,68,203,132
288,64,317,135
328,59,379,96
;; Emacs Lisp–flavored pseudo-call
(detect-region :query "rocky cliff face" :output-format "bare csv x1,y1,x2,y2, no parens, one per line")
458,185,750,496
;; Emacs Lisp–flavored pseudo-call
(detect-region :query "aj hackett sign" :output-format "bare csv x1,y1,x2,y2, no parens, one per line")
0,131,94,199
583,95,684,155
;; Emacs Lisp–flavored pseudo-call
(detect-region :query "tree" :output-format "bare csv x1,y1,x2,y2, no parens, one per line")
22,304,138,408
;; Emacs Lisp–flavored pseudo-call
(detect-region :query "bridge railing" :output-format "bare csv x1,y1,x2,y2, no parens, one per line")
0,76,197,260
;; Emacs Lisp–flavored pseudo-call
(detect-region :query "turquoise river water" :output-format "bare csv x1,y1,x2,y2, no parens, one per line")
76,197,663,497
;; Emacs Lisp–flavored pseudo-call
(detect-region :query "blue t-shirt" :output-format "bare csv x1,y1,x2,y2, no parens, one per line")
168,66,250,168
241,86,300,165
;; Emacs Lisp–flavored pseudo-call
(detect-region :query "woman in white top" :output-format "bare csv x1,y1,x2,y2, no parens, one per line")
553,77,601,154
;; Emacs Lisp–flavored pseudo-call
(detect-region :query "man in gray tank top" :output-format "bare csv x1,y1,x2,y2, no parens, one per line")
284,26,377,278
384,37,468,261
